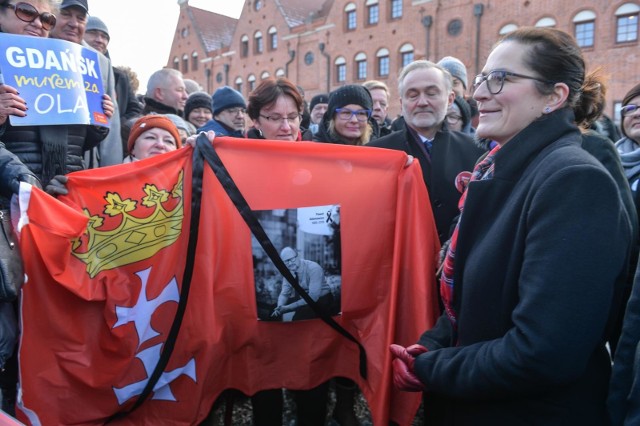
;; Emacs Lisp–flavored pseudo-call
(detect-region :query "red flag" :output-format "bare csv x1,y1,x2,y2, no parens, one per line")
16,138,439,425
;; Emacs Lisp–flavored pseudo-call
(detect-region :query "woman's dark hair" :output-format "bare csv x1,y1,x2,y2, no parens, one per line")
500,27,604,126
246,77,303,121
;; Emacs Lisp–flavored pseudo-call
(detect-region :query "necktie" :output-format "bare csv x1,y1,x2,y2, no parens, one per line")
440,145,501,328
423,138,433,154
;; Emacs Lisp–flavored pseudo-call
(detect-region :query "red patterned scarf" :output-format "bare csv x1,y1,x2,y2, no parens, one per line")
440,144,501,328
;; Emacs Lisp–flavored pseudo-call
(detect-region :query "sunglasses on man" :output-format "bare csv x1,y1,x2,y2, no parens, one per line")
2,2,57,31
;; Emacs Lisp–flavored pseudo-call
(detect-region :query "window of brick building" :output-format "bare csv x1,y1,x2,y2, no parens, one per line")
261,71,270,80
335,56,347,83
376,48,390,77
573,11,596,48
276,68,285,77
367,0,379,26
390,0,402,19
241,35,249,58
535,17,556,28
191,52,198,71
173,57,179,71
254,31,264,54
399,43,414,68
355,52,367,80
235,77,243,95
182,54,188,73
616,4,639,43
499,24,518,35
345,3,357,31
268,26,278,50
248,74,256,92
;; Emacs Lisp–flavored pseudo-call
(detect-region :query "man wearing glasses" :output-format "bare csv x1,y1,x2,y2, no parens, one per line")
270,247,335,322
198,86,247,137
368,60,485,245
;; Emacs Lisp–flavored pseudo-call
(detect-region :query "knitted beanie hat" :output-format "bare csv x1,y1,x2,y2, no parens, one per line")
128,115,182,154
165,114,193,137
327,85,373,118
212,86,246,116
86,16,109,40
309,93,329,112
622,83,640,138
184,91,213,119
438,56,468,90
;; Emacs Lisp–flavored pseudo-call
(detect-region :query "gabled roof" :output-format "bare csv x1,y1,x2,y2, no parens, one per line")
275,0,333,28
188,6,237,53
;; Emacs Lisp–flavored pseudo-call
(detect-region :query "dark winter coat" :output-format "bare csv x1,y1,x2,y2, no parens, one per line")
368,123,484,244
414,108,632,425
198,118,245,138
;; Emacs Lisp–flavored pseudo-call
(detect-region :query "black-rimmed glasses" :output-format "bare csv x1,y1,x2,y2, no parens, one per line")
335,108,371,122
3,2,56,30
473,70,555,95
622,104,639,117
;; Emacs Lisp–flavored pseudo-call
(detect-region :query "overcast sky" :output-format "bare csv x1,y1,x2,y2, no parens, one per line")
89,0,244,93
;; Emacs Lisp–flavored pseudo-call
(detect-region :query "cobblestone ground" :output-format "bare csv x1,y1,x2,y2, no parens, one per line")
200,383,425,425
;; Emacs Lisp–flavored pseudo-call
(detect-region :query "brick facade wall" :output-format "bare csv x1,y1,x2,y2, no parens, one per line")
168,0,639,123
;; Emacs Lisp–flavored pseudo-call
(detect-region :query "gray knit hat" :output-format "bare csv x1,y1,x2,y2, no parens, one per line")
327,85,373,119
438,56,468,90
212,86,246,116
86,16,109,40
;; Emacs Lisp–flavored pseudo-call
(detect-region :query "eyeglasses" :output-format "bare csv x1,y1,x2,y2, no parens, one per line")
335,108,372,122
224,107,246,115
259,113,301,125
473,70,555,95
3,2,57,31
622,104,640,117
283,255,297,265
446,114,462,124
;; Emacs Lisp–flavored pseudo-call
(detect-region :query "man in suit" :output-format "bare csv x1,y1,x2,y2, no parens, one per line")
368,60,485,244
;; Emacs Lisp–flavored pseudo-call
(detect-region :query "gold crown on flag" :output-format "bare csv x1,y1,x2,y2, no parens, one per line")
72,170,185,278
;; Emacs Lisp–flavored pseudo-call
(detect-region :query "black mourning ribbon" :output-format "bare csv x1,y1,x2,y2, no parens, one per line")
107,134,367,421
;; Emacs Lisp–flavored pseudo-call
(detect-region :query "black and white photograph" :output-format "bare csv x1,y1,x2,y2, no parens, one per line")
253,205,342,322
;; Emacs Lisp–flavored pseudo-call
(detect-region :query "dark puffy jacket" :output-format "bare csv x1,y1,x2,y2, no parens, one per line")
0,122,106,185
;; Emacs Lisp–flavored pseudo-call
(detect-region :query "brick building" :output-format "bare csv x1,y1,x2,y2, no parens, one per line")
168,0,639,123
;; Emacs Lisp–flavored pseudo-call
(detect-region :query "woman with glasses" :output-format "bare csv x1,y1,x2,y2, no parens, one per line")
610,83,640,426
312,84,379,145
244,77,329,426
390,27,633,425
615,84,640,213
246,77,305,141
445,95,472,134
310,84,379,426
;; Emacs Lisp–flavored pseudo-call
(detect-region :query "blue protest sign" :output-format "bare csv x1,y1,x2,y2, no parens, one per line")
0,33,108,127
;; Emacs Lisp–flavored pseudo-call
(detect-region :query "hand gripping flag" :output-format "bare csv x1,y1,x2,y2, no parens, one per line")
16,137,440,425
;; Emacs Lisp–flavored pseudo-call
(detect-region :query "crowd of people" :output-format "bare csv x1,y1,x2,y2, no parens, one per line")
2,0,640,425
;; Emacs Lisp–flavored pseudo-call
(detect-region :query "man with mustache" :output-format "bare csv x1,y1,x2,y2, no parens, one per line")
368,60,484,245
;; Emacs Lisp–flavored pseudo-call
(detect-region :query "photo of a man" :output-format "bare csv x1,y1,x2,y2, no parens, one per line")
270,247,339,321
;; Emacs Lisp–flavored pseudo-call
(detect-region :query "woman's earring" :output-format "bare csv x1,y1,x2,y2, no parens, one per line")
543,106,552,114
